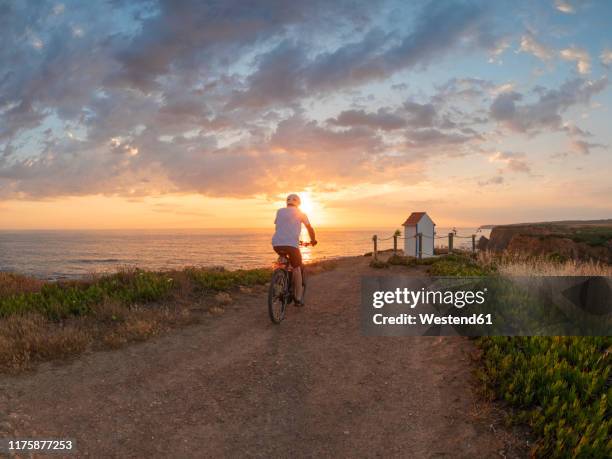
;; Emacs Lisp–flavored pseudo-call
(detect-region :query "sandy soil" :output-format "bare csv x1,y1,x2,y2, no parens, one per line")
0,256,527,458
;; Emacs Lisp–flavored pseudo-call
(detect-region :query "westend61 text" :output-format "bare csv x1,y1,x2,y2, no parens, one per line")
372,313,493,326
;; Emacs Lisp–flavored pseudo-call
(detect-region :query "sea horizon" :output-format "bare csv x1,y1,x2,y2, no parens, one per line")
0,227,488,280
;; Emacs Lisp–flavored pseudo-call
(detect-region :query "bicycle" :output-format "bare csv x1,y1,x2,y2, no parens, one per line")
268,241,313,324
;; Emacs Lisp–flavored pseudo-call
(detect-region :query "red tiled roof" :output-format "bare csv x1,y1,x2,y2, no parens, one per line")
402,212,434,226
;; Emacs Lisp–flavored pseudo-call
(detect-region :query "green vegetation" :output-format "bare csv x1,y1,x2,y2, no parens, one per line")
431,252,612,457
186,267,270,291
537,225,612,247
387,254,416,266
427,254,491,276
0,270,175,320
369,259,389,269
478,337,611,458
376,253,493,276
567,226,612,247
0,267,271,321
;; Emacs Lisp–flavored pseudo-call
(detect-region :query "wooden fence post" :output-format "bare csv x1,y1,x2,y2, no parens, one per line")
448,232,454,254
393,234,398,255
472,234,476,253
417,233,423,259
372,235,378,260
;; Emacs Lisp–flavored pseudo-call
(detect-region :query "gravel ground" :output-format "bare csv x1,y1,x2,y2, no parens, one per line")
0,256,528,458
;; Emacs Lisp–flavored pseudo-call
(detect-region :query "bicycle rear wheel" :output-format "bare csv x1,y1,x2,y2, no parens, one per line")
268,269,288,323
299,265,306,306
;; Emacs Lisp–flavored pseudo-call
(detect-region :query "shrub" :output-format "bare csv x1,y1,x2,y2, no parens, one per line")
387,254,416,266
478,337,611,458
536,226,612,247
415,257,437,266
369,259,389,269
428,254,490,276
0,269,175,320
0,267,273,320
186,267,270,291
460,252,612,457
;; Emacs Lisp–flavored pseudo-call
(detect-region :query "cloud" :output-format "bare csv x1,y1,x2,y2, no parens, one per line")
229,1,500,108
0,101,46,141
489,77,608,133
227,40,309,109
560,46,591,74
478,175,504,186
561,122,592,137
270,115,387,170
601,49,612,67
403,101,437,128
0,0,609,205
327,109,406,131
488,37,511,63
405,128,477,149
518,33,553,61
569,139,606,155
489,151,531,174
111,0,352,91
328,96,483,151
432,78,496,106
554,0,575,14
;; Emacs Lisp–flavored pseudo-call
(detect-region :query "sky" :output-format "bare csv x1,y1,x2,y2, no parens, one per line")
0,0,611,229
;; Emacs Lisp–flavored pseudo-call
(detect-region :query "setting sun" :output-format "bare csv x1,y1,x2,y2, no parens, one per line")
299,192,313,214
296,191,328,226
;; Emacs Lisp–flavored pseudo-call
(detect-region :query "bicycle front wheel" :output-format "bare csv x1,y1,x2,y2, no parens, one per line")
268,269,288,323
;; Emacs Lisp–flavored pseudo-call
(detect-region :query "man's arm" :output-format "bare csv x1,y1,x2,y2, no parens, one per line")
301,212,317,245
305,223,317,245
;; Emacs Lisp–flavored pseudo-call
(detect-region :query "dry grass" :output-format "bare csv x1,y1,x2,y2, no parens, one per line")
0,314,91,370
477,251,612,276
0,300,201,372
0,272,44,296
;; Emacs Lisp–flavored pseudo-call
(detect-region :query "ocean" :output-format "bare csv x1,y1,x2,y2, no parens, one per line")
0,227,489,279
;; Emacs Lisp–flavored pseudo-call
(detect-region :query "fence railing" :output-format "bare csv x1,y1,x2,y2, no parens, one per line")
371,232,478,260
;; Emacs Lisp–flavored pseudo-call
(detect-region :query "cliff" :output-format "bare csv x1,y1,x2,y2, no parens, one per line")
485,223,612,263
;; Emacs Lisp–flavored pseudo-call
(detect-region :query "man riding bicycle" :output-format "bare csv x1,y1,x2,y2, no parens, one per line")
272,193,317,306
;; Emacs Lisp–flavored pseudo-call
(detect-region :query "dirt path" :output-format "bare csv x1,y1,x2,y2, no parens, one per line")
0,257,524,458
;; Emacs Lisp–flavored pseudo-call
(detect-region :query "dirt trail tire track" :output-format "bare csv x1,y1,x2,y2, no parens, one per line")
0,257,524,458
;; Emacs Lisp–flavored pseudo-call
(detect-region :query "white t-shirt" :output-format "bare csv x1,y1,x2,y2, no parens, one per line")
272,207,311,248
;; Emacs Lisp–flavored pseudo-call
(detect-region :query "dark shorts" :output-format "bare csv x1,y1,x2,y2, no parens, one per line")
273,246,302,268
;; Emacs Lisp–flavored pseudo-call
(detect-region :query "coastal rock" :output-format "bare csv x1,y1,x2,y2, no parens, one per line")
477,236,489,251
487,224,612,263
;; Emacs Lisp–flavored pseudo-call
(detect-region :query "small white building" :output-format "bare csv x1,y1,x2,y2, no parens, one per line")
402,212,435,258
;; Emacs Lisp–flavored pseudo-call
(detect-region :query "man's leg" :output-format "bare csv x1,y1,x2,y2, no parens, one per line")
293,267,303,303
288,246,303,304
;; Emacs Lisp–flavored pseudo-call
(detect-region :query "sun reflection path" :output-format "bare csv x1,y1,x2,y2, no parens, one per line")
300,226,313,263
